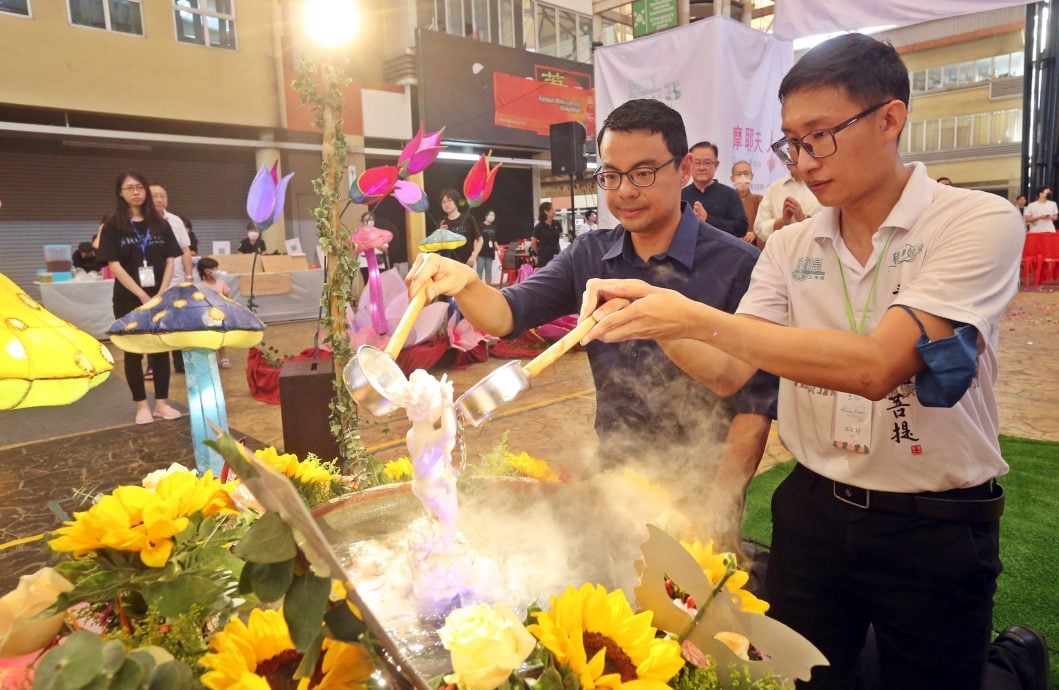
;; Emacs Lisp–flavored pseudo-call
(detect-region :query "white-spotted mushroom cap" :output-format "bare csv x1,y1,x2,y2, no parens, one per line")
107,282,265,354
0,272,114,410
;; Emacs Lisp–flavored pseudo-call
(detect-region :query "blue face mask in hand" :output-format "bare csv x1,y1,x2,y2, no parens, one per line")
892,305,979,408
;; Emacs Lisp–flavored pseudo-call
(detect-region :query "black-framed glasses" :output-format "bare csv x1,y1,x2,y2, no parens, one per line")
594,157,677,190
770,101,890,165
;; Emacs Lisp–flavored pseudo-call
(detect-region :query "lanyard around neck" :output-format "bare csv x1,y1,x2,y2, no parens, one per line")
834,228,897,334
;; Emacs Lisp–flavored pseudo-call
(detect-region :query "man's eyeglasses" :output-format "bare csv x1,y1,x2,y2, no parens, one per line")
121,185,146,193
691,159,718,168
770,101,890,166
594,157,677,191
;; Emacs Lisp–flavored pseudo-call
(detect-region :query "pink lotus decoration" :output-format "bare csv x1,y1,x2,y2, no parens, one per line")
447,311,489,352
350,225,393,335
246,161,295,230
464,152,502,208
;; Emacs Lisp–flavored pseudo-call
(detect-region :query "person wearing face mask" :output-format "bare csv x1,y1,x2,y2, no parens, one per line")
238,222,267,254
730,161,762,246
360,211,391,271
195,257,232,368
477,210,498,283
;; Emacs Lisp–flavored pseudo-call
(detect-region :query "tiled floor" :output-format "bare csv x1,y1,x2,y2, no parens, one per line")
1,289,1056,592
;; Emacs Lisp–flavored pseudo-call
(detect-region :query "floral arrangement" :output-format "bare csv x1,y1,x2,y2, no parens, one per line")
0,435,813,690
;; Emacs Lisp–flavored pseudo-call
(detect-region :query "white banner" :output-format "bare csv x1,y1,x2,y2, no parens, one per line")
774,0,1030,41
593,17,793,228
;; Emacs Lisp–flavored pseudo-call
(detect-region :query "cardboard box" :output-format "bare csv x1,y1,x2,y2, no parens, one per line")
239,272,291,296
262,254,309,272
212,253,261,275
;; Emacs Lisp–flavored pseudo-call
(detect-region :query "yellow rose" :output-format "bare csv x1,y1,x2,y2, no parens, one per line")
438,603,536,690
0,567,73,657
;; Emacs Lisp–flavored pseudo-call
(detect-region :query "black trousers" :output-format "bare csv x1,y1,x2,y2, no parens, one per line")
114,298,170,402
767,464,1001,690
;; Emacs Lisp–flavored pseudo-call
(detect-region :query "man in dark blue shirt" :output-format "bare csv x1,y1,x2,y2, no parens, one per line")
680,141,749,239
406,99,777,548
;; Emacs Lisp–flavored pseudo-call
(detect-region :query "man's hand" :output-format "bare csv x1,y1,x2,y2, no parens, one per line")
782,196,806,223
742,230,757,244
406,252,478,301
578,278,695,344
692,201,708,221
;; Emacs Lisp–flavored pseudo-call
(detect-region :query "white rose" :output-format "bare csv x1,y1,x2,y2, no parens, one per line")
141,463,193,491
437,603,536,690
0,567,74,657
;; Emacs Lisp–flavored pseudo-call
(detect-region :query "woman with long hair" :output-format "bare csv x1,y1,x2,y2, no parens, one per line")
437,188,481,267
96,170,184,425
531,201,562,268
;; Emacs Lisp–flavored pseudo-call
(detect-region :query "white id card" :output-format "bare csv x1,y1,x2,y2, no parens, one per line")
832,392,872,454
138,264,156,288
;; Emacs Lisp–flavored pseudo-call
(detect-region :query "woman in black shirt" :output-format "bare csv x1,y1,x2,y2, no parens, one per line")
531,201,563,268
438,188,482,266
96,170,183,425
477,210,498,282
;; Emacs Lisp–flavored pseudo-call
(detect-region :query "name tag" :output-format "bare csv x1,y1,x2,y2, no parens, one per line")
832,392,872,454
138,264,156,288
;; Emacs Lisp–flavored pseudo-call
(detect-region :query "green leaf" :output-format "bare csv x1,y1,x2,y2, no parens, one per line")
534,666,564,690
106,659,145,690
125,651,157,679
283,573,331,651
233,512,297,563
293,631,324,680
246,559,295,602
34,631,105,690
204,433,255,481
323,600,367,643
100,641,126,676
143,575,224,620
147,661,195,690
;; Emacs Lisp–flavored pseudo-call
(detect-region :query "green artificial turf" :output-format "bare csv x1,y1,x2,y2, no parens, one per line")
741,435,1058,686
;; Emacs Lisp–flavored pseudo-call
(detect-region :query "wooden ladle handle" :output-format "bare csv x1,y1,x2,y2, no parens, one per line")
522,316,597,379
383,283,429,359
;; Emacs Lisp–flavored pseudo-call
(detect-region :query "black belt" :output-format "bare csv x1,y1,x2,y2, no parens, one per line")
793,463,1004,522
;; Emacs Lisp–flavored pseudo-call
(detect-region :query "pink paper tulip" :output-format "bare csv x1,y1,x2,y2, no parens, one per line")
463,152,502,208
348,165,400,205
398,125,446,176
393,180,430,213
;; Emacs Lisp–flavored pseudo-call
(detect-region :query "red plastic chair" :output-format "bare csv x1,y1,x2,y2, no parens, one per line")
496,245,519,287
1022,233,1042,287
1037,233,1059,285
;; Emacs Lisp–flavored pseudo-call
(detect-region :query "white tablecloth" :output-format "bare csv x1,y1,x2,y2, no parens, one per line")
36,269,325,339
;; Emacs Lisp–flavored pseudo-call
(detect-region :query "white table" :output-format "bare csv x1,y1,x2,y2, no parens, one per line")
36,269,325,339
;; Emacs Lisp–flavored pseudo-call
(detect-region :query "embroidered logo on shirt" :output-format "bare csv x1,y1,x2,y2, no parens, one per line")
890,243,923,266
791,257,826,282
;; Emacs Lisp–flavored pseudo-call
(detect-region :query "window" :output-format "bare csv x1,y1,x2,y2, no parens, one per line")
957,60,975,85
557,8,576,60
174,0,236,49
577,14,591,63
472,0,490,40
522,0,535,50
911,70,926,93
536,2,555,55
976,57,992,82
943,63,957,88
1010,50,1024,77
69,0,142,35
0,0,30,17
497,0,514,46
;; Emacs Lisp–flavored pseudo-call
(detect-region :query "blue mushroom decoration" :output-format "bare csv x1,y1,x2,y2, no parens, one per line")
107,283,265,474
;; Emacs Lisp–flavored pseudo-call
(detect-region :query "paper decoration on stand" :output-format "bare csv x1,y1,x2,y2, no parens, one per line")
107,284,264,474
347,268,448,351
634,525,829,685
447,311,490,352
463,151,502,208
284,237,305,256
1,272,114,410
351,225,394,335
246,161,295,232
418,228,467,253
212,241,232,256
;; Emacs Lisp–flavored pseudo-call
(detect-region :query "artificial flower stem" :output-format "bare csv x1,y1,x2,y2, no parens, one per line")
676,567,737,644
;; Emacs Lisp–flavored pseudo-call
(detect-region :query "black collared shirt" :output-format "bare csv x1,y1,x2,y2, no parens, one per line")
680,181,749,238
502,203,778,447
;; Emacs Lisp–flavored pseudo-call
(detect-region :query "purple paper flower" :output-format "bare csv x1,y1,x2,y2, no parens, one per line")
246,162,294,231
392,180,430,213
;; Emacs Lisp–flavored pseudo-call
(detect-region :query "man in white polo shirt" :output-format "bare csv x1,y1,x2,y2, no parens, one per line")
754,166,821,243
151,183,193,374
579,34,1046,690
1024,185,1057,234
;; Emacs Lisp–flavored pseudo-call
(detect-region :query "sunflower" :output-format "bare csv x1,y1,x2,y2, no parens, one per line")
48,471,236,568
527,583,684,690
383,457,413,481
254,447,333,486
504,451,559,482
680,540,768,614
200,609,372,690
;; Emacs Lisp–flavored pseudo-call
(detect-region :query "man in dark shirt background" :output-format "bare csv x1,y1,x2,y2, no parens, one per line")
680,140,748,238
